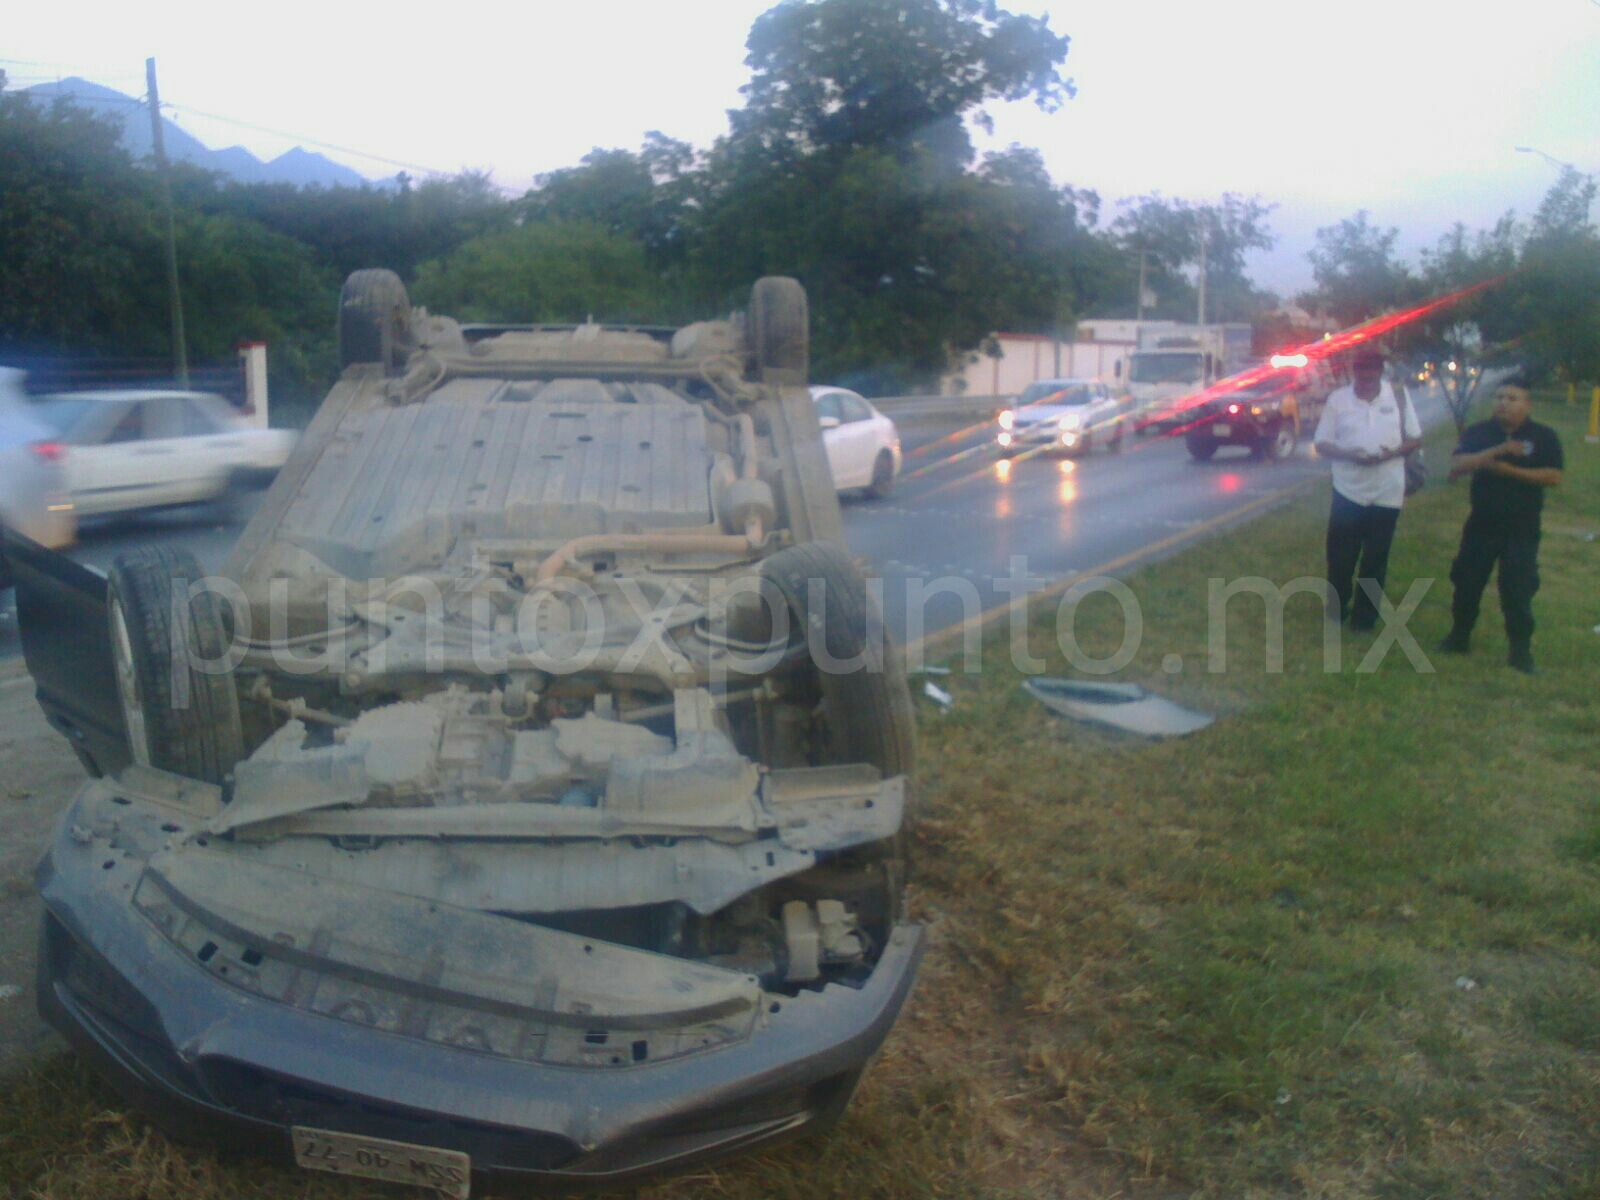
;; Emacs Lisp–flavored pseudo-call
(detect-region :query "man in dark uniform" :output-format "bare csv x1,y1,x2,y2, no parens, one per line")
1438,377,1564,673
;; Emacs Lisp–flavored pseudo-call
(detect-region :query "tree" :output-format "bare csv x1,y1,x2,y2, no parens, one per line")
1109,193,1276,322
733,0,1073,168
1515,167,1600,384
524,133,702,268
1414,216,1519,432
1303,210,1419,325
686,0,1080,388
410,221,673,325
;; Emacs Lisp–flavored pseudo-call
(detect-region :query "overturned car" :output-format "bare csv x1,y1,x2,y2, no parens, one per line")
7,273,920,1192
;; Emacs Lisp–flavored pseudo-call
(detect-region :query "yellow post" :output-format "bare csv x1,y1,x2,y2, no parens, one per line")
1589,385,1600,444
1568,381,1576,405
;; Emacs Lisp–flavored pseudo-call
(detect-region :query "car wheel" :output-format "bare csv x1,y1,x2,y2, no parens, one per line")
338,268,413,376
1110,419,1125,452
107,546,244,784
761,541,915,780
748,276,809,381
1185,432,1218,461
867,450,895,499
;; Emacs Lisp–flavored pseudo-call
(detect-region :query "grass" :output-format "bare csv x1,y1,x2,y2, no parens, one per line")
2,398,1596,1200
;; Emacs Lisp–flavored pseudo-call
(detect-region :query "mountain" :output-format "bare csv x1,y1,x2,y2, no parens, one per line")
19,77,380,190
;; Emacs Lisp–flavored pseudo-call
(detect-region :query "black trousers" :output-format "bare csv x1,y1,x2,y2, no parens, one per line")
1325,491,1400,627
1449,514,1540,648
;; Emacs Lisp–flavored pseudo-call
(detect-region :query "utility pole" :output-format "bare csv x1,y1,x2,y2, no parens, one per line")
1196,223,1209,326
1136,250,1148,321
146,57,189,387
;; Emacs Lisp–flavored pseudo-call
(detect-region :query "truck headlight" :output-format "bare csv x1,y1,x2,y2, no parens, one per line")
999,410,1015,430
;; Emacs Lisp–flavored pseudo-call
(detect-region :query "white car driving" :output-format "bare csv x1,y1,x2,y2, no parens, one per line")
1,368,76,588
30,390,296,519
811,386,902,498
997,378,1125,456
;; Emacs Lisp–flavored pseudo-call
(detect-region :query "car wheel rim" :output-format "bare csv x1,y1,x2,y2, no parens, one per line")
110,598,151,767
1276,429,1294,457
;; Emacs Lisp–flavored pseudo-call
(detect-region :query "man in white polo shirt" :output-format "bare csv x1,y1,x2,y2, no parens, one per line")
1312,349,1423,630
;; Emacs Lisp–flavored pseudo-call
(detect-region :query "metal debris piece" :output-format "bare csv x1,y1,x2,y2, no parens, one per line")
911,665,952,676
1023,677,1214,738
1454,975,1479,991
922,681,954,709
0,984,20,1002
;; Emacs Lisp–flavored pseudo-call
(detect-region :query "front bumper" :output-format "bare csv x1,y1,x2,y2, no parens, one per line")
36,797,924,1188
1193,411,1280,445
998,423,1082,450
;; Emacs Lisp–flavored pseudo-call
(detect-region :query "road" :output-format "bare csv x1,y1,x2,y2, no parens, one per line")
1,382,1454,657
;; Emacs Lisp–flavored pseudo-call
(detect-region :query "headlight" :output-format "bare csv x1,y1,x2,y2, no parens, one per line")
997,431,1013,447
999,410,1015,430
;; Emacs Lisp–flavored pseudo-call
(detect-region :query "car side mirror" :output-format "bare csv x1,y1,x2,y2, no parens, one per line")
818,416,841,430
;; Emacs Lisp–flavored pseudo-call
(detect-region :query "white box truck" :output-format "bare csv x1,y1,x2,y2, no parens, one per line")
1127,323,1253,432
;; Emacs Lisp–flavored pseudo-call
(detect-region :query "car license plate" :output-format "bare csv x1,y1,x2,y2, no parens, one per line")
293,1126,471,1198
1211,423,1231,438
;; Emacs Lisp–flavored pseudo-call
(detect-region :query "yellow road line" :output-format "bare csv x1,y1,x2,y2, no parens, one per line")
905,477,1320,662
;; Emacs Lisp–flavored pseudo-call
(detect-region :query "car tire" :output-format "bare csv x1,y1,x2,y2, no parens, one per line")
1185,432,1218,461
1110,419,1125,451
761,541,915,780
107,546,244,784
338,268,413,375
748,276,808,381
866,451,895,499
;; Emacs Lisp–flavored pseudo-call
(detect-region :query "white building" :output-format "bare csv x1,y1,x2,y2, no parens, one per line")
941,321,1177,397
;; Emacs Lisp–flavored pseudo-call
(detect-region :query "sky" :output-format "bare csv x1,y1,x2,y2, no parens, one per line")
6,0,1599,299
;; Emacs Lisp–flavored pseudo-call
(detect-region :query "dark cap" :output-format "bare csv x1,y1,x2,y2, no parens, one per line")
1352,348,1385,369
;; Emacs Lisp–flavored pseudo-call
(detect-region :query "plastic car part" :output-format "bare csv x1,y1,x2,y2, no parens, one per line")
1022,677,1214,738
106,546,244,783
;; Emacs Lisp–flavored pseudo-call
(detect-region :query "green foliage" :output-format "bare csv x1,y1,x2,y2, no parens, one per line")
735,0,1073,167
410,220,671,324
1109,192,1277,321
1304,209,1420,325
1516,168,1600,383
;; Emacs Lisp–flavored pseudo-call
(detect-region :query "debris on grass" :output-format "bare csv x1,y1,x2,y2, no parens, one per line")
1021,676,1214,737
922,681,954,709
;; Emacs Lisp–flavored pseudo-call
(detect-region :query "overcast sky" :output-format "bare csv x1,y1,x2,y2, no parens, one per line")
7,0,1599,298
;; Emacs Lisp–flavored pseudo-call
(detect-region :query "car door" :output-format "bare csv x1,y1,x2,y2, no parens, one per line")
183,396,251,495
140,395,229,504
836,391,881,484
65,400,156,516
814,391,851,487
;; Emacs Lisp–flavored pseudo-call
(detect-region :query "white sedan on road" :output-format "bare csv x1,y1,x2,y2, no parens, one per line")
1,368,76,586
811,386,902,498
30,390,296,519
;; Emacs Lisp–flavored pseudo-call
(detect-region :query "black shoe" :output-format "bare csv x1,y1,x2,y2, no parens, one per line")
1508,649,1536,675
1436,631,1470,654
